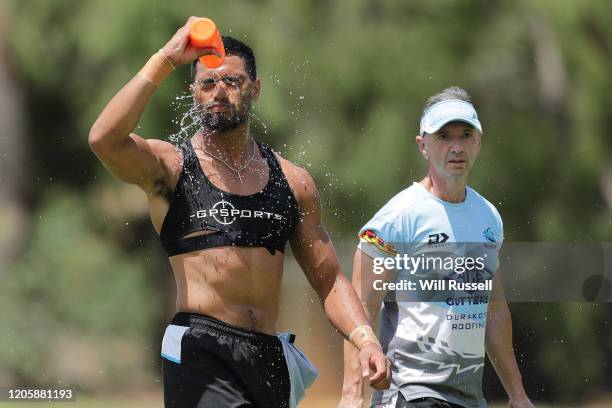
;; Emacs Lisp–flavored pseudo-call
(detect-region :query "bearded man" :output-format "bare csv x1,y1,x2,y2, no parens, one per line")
89,17,390,408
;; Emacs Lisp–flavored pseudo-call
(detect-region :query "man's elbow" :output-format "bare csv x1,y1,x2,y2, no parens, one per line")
88,125,106,153
88,122,120,153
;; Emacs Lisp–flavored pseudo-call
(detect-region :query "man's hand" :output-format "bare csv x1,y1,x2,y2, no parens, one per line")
161,16,223,67
358,343,391,390
509,395,534,408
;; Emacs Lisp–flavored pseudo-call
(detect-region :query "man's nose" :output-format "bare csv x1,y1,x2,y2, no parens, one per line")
211,81,228,99
450,139,464,153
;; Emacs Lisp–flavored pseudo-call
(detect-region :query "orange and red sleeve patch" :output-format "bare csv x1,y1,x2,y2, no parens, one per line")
359,230,397,256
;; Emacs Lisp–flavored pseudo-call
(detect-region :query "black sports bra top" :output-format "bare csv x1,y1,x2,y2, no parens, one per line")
159,139,300,257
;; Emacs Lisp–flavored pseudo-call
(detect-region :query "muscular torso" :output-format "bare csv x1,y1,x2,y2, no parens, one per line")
147,140,296,334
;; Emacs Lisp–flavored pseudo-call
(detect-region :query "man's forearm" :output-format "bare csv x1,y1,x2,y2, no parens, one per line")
485,302,527,399
89,52,172,148
340,297,380,404
341,338,365,406
89,73,158,147
322,274,372,338
339,250,392,407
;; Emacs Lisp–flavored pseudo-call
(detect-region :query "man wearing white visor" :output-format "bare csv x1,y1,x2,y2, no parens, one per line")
340,87,534,408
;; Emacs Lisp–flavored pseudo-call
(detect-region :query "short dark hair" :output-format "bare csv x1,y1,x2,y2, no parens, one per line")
190,36,257,82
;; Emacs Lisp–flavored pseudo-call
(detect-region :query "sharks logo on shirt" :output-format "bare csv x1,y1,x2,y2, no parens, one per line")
483,228,496,242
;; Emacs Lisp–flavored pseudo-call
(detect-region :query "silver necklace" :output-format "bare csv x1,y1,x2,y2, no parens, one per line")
198,139,257,183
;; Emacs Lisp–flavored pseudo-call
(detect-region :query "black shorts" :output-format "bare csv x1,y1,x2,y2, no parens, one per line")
161,312,291,408
396,394,466,408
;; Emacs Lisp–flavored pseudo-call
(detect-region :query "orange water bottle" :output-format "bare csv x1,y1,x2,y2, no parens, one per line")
189,18,225,68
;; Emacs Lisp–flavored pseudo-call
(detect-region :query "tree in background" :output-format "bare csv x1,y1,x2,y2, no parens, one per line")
1,0,610,402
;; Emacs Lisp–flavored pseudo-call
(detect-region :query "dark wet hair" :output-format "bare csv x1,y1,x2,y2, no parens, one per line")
190,35,257,82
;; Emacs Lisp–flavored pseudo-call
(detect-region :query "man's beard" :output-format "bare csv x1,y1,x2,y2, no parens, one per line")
198,100,252,133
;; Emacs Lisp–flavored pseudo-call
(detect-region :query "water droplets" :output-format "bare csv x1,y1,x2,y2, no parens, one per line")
168,92,202,144
251,113,269,135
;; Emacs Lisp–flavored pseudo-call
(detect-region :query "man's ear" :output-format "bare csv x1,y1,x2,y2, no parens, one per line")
416,135,429,160
251,78,261,101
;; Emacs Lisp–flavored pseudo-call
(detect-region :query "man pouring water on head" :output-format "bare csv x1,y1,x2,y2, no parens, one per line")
89,16,390,408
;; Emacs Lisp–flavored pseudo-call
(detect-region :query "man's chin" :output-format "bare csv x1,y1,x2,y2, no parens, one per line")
447,169,470,180
199,114,243,132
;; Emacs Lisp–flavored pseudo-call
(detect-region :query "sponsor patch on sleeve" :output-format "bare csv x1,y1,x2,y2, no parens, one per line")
359,230,397,256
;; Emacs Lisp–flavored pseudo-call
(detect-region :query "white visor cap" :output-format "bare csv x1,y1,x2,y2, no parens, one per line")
419,100,482,136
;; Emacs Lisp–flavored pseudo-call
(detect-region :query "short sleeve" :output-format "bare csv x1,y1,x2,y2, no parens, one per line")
357,211,402,260
491,206,504,272
492,206,504,246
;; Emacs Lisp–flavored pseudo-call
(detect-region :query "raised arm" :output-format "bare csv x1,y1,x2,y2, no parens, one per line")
88,16,218,193
286,164,391,392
